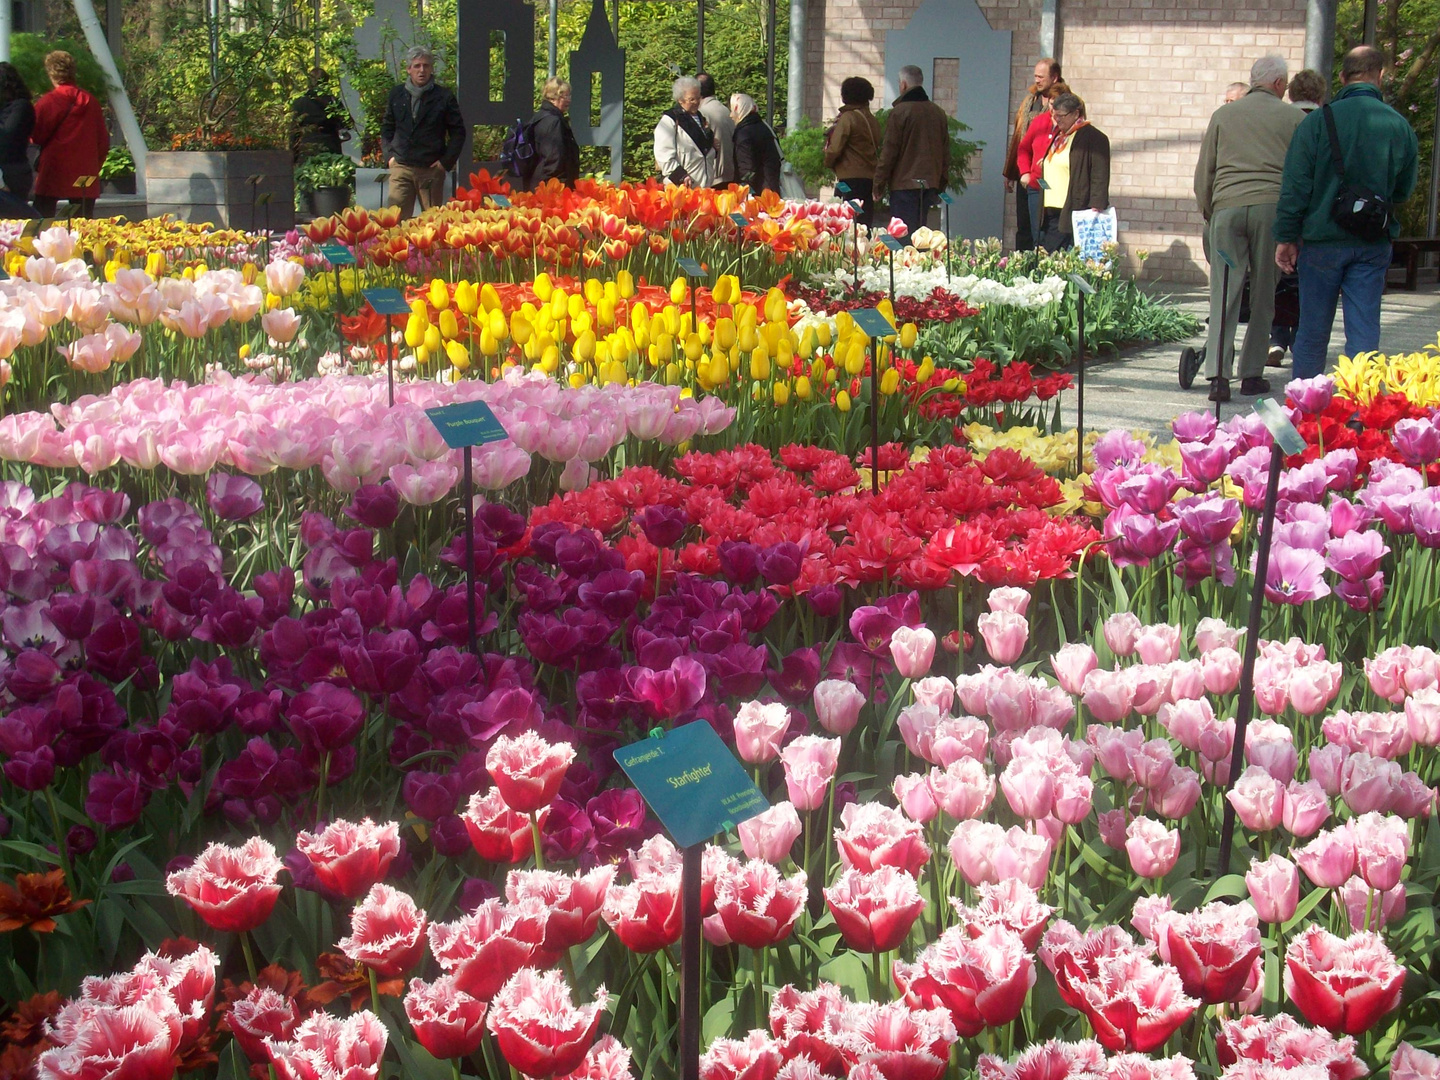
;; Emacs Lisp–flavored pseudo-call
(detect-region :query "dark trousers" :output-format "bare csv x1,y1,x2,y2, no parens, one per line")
838,176,875,228
889,187,935,242
1014,185,1035,251
1039,208,1071,253
33,196,97,219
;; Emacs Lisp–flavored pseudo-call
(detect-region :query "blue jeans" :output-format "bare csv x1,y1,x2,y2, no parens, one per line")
1291,242,1392,380
1027,189,1042,246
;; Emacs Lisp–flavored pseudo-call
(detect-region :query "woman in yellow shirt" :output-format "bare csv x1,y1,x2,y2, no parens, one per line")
1038,93,1111,252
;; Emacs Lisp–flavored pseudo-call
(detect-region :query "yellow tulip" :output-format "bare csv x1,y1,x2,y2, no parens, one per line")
240,261,258,285
737,324,758,352
655,333,675,363
764,287,787,324
416,344,430,365
602,359,627,384
598,298,616,329
815,322,833,348
844,338,866,376
584,277,603,305
569,372,586,389
670,278,688,305
713,276,732,305
595,340,611,366
454,280,479,315
900,323,918,349
483,309,504,340
576,330,597,362
776,338,793,369
833,311,853,338
709,355,730,386
438,309,460,339
878,298,896,324
715,318,736,351
550,289,568,319
567,293,585,320
541,343,560,372
479,329,498,356
429,278,450,310
423,325,442,354
445,340,471,369
404,312,428,348
630,303,649,331
480,283,501,312
696,322,712,347
795,375,812,400
836,390,852,412
881,368,900,395
572,310,592,337
664,361,681,384
824,367,837,385
617,270,635,298
662,305,680,336
773,381,790,406
916,357,935,383
511,313,534,345
533,272,554,302
737,303,758,331
145,252,166,277
750,353,771,381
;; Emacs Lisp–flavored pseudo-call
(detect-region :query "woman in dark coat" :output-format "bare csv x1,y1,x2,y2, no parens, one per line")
527,77,580,189
729,93,781,196
0,63,35,204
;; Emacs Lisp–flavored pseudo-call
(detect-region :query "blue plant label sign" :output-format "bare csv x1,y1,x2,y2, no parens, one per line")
834,180,852,195
614,722,768,849
729,212,749,229
676,257,707,278
878,232,906,252
849,307,898,339
1255,399,1307,456
318,240,356,266
363,287,411,315
425,400,510,449
848,199,865,214
488,193,512,208
939,191,954,205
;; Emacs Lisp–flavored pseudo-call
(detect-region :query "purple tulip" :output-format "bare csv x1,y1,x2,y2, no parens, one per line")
770,647,822,703
627,655,707,719
1321,448,1361,491
577,569,646,621
3,746,55,791
1115,468,1184,514
554,530,620,579
341,629,422,696
138,498,202,545
206,472,265,521
1325,530,1390,582
1171,411,1218,442
1174,537,1236,588
344,482,401,529
1392,416,1440,466
576,668,638,724
66,825,97,856
85,768,150,829
1335,572,1385,613
193,589,264,650
1285,375,1336,415
588,788,649,858
253,568,296,625
1411,490,1440,548
46,594,96,641
1263,544,1331,604
519,608,616,668
1273,519,1329,552
807,583,843,618
542,798,595,862
431,813,474,857
1108,508,1181,568
6,649,62,702
1093,430,1149,470
717,540,761,585
698,642,769,698
475,502,526,547
637,504,689,548
1178,437,1234,488
287,682,366,751
759,542,803,587
77,488,131,525
1174,495,1241,545
461,685,544,744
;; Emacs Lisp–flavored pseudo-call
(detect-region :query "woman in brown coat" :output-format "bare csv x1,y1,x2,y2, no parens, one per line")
824,77,882,226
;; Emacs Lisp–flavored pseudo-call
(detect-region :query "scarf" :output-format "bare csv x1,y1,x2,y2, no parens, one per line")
1046,118,1088,161
665,106,713,157
406,79,434,118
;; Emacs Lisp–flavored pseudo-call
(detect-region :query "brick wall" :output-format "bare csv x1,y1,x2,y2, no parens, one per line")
806,0,1309,284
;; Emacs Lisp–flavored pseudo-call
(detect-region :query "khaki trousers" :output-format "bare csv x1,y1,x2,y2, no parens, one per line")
1205,202,1279,381
389,163,446,219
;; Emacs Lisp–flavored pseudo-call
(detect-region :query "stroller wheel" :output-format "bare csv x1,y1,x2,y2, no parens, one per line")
1179,345,1203,390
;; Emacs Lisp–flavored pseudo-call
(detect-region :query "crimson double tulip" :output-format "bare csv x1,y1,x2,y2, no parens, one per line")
488,968,608,1079
894,924,1035,1037
165,837,285,933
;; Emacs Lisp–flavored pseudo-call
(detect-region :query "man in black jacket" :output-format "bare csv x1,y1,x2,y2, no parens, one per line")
526,78,580,189
382,47,466,219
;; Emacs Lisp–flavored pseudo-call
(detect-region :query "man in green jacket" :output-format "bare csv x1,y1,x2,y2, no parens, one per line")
1273,46,1418,380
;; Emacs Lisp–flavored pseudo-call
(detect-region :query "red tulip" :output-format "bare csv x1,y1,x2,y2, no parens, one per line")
428,897,547,999
1216,1013,1367,1080
227,985,300,1065
486,732,577,814
953,879,1054,951
488,968,607,1079
404,975,488,1061
700,1031,784,1080
264,1009,387,1080
835,803,931,877
38,987,182,1080
1157,900,1263,1005
506,865,617,953
337,883,428,977
768,983,849,1076
714,860,807,949
1284,926,1404,1035
976,1038,1107,1080
295,818,400,900
893,925,1035,1037
824,867,926,953
830,1000,956,1080
165,837,285,933
463,788,542,863
602,868,683,953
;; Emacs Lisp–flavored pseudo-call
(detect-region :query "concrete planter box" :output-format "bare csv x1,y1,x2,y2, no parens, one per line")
145,151,295,230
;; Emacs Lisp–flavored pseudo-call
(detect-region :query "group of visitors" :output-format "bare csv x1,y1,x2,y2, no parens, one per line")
652,73,784,195
1194,46,1417,398
1002,58,1112,253
0,50,109,220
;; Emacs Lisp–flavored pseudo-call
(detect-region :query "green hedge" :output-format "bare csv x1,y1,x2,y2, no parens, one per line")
9,34,114,98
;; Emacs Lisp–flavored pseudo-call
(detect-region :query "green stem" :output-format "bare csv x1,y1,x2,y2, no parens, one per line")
754,946,766,1029
530,811,546,870
43,786,77,902
240,930,260,983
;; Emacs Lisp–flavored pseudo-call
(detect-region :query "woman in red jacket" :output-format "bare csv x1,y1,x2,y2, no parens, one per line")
1013,81,1070,248
31,51,108,218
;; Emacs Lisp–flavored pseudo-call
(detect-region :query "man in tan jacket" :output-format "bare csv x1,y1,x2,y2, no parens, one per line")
1194,55,1303,402
875,65,950,241
1004,58,1060,250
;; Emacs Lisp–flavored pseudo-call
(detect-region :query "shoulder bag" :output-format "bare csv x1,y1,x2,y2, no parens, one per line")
1322,104,1392,243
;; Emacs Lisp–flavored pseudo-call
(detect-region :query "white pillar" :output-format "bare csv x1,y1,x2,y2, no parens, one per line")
1040,0,1058,61
0,1,10,62
785,0,805,131
71,0,149,199
1305,0,1336,85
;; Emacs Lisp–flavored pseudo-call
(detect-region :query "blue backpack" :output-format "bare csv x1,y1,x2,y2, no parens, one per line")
500,117,539,185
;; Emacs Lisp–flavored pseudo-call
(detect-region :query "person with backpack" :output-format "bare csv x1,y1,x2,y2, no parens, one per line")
1274,45,1418,380
523,78,580,190
730,93,781,196
654,77,715,188
381,46,466,219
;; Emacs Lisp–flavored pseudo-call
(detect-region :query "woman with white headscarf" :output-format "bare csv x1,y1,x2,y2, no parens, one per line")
729,93,782,196
655,76,715,186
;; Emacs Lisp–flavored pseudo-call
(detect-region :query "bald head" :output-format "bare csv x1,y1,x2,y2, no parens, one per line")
1341,45,1384,85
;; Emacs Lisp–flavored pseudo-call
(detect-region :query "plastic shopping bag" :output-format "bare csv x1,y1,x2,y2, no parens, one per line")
1071,207,1118,262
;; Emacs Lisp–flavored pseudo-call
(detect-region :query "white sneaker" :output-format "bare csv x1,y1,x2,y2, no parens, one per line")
1267,346,1286,367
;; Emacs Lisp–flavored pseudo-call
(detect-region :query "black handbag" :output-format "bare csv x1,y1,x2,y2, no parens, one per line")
1322,104,1393,243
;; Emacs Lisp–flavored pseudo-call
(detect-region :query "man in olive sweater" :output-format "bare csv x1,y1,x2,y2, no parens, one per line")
1274,46,1418,380
1194,55,1303,402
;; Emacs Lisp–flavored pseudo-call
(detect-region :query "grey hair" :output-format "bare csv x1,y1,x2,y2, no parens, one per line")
404,45,434,66
1250,55,1288,86
672,76,701,103
899,64,924,87
730,92,757,120
1051,92,1083,116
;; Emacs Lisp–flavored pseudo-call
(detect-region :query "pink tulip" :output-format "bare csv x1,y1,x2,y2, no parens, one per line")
1227,766,1286,832
886,216,910,238
713,859,807,948
893,773,941,823
1124,817,1179,879
506,866,616,953
911,676,955,715
337,884,428,977
1194,617,1241,654
992,827,1053,890
999,756,1054,820
733,700,791,764
260,307,302,344
1134,624,1180,665
978,611,1028,665
781,735,840,811
1289,661,1343,715
1081,669,1134,724
1097,809,1129,850
1391,1044,1440,1080
472,442,533,489
487,732,577,815
1103,612,1142,656
1167,659,1205,701
1351,811,1408,891
836,803,930,876
987,587,1031,615
265,259,306,297
1405,688,1440,746
404,975,488,1061
898,702,942,761
1340,752,1402,814
1281,780,1331,838
1309,744,1350,796
1339,874,1406,933
1201,647,1243,695
389,461,459,505
738,801,803,862
890,626,937,679
813,679,866,735
1245,719,1298,783
929,758,996,821
824,866,926,953
1245,854,1300,923
948,819,1006,887
1295,823,1357,889
1050,644,1098,696
928,716,989,766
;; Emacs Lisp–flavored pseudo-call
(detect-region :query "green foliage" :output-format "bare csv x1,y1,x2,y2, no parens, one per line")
295,152,358,193
98,146,135,180
8,34,113,98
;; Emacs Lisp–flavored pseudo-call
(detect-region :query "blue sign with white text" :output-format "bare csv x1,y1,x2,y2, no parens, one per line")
363,287,411,315
425,400,510,449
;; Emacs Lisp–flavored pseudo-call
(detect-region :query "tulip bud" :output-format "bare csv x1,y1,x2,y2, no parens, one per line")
549,289,568,319
900,322,918,349
715,318,736,350
750,352,771,381
737,324,759,352
480,283,501,312
880,368,900,395
540,344,560,372
584,277,603,305
438,309,460,340
404,312,428,348
836,390,852,412
597,297,616,328
429,278,450,310
795,375,812,400
533,272,554,302
445,339,471,369
670,278,687,305
511,313,533,345
773,381,790,405
683,334,703,362
575,330,596,362
616,270,635,298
